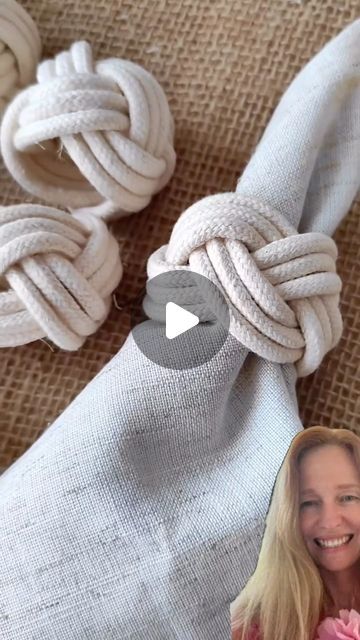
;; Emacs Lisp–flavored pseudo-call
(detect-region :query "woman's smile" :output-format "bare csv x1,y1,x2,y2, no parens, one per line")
314,534,353,551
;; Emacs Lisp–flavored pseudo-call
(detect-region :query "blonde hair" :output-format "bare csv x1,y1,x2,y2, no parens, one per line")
230,425,360,640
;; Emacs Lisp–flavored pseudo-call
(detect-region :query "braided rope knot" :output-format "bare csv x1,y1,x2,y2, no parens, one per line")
1,41,176,219
0,0,41,111
147,193,343,377
0,204,123,349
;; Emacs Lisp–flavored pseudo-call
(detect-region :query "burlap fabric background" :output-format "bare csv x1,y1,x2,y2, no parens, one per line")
0,0,359,470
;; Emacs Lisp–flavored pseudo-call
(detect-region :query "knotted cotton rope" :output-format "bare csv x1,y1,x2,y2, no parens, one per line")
0,40,176,220
147,193,343,377
0,0,41,112
0,203,122,349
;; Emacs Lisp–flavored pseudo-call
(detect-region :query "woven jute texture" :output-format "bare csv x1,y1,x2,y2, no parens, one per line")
0,0,359,469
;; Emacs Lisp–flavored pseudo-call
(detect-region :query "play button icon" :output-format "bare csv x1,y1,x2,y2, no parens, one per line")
166,302,199,339
130,269,230,370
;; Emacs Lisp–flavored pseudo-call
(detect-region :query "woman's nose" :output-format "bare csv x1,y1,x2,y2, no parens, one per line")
319,503,343,528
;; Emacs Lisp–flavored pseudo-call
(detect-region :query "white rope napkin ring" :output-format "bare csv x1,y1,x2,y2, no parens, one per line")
0,0,41,113
0,40,176,220
147,193,343,377
0,203,123,349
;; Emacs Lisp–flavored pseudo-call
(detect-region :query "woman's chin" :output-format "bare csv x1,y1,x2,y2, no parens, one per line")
320,560,355,572
316,552,360,573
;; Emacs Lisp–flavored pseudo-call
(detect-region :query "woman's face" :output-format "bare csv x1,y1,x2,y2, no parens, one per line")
298,444,360,573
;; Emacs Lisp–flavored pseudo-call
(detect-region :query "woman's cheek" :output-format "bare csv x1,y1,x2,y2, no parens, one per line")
299,510,314,537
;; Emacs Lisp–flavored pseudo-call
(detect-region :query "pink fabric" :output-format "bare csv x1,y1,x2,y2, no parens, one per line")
315,610,360,640
249,624,261,640
232,610,360,640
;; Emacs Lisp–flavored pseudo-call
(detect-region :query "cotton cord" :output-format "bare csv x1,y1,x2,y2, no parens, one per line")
0,0,41,112
0,40,176,220
147,193,343,377
0,203,123,349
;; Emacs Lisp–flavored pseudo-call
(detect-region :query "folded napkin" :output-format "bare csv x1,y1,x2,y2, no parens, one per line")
0,18,359,640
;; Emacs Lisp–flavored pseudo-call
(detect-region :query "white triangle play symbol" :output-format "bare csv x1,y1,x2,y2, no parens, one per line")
165,302,199,339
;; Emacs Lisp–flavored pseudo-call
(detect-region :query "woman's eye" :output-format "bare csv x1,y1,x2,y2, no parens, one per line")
300,496,360,509
300,500,317,508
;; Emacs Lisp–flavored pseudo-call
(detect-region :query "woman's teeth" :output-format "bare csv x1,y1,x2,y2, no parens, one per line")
315,535,352,549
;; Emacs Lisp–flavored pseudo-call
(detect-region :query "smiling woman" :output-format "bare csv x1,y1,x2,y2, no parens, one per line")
299,439,360,616
229,426,360,640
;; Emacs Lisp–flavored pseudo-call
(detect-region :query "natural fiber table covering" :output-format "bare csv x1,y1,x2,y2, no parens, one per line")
0,0,359,469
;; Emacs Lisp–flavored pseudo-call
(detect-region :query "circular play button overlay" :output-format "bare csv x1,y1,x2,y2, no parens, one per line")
130,269,230,370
